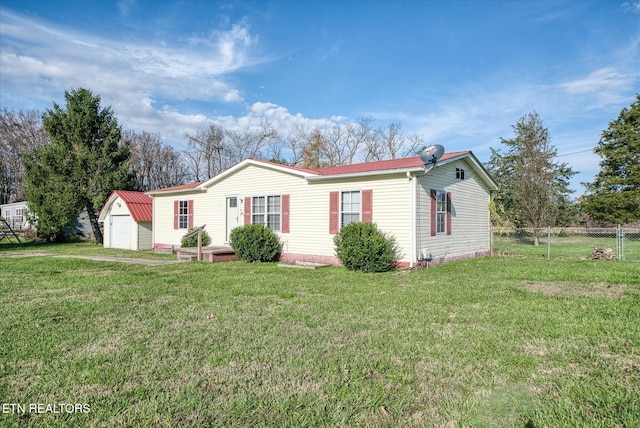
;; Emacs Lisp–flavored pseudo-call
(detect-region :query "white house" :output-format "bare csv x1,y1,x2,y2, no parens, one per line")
148,151,498,267
0,201,33,230
98,190,153,250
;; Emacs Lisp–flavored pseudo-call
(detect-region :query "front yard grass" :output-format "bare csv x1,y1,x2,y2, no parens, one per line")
1,245,639,427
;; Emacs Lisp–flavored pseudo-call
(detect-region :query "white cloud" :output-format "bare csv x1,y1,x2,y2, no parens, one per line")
560,67,630,95
621,1,640,13
0,9,259,116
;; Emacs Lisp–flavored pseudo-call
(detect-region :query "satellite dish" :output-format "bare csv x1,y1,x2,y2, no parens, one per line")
420,144,445,173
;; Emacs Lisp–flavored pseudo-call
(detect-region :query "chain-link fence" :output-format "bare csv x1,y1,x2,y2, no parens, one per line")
491,226,640,261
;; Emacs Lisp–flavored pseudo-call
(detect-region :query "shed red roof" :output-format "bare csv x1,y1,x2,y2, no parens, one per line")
112,190,152,222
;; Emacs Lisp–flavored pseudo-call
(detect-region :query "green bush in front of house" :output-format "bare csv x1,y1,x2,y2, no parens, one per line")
229,224,281,262
181,228,210,248
334,222,399,272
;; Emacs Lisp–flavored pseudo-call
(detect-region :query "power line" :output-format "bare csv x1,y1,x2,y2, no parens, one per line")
556,148,595,157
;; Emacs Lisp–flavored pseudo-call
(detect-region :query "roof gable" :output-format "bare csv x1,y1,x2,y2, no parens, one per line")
198,158,317,189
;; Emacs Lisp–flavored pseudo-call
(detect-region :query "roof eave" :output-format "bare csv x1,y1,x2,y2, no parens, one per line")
147,187,206,196
306,166,423,182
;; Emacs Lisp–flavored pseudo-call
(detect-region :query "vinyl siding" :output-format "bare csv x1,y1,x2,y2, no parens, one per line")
151,158,492,264
306,175,412,261
153,191,205,246
137,222,153,251
416,159,491,261
151,165,413,262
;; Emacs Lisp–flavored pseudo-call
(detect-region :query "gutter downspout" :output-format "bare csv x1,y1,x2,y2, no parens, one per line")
407,171,416,268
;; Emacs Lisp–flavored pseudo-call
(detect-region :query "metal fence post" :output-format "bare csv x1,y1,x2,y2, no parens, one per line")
618,224,623,261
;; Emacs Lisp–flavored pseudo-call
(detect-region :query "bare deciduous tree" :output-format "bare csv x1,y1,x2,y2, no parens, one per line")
184,124,227,181
283,125,309,167
225,121,277,164
0,108,50,204
126,130,187,191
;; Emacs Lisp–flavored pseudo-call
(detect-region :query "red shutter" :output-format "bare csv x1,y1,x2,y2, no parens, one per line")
174,200,179,230
188,200,194,229
446,192,452,235
281,194,290,233
244,196,252,225
430,190,436,236
329,191,339,234
362,189,372,223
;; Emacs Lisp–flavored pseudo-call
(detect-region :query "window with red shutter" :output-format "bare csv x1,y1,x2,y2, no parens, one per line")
329,191,339,234
446,192,452,235
244,196,251,225
188,200,194,229
174,200,179,230
281,194,290,233
362,189,372,223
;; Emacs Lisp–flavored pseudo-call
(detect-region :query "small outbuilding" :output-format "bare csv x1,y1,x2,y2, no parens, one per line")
99,190,153,250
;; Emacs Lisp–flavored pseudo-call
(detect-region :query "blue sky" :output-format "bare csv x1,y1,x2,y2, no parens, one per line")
1,0,639,195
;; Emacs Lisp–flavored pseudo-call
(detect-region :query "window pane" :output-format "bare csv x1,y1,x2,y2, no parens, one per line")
342,213,359,227
437,213,445,234
252,196,265,214
267,214,280,231
341,191,351,210
341,191,361,228
268,195,280,212
435,191,446,234
252,214,265,225
179,200,188,229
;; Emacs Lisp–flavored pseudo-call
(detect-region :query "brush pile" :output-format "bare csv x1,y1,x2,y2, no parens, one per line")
590,247,616,260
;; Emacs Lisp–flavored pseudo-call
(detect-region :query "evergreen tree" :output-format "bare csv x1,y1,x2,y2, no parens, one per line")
23,88,134,242
487,112,577,244
581,95,640,225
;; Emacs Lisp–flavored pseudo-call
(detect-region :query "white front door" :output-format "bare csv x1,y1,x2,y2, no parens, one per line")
110,215,131,249
225,197,239,243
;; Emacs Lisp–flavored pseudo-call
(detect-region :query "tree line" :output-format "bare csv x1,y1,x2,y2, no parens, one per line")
2,104,425,201
1,88,637,243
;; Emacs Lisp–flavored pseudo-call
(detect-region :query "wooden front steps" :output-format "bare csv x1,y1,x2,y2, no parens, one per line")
176,246,238,262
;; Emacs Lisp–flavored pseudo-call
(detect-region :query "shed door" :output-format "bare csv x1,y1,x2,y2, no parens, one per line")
110,215,131,249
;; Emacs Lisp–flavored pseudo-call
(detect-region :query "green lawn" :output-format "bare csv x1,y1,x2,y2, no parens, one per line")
1,243,639,427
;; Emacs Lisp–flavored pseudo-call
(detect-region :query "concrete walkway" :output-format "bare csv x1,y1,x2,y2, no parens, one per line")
0,251,180,266
53,255,181,265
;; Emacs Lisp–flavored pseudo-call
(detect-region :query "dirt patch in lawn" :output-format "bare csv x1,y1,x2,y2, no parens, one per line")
520,281,626,298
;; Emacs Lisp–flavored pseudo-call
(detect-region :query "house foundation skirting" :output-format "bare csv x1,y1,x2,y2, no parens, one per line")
278,253,341,266
418,249,491,267
279,249,491,269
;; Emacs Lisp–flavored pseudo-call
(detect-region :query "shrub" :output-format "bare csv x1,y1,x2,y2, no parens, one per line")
229,224,281,262
334,222,399,272
181,228,210,248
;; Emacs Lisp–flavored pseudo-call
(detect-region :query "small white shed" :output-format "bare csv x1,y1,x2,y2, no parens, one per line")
99,190,153,250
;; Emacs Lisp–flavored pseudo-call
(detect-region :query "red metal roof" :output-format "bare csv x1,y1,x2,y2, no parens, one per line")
113,190,152,222
151,181,203,192
315,151,469,175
